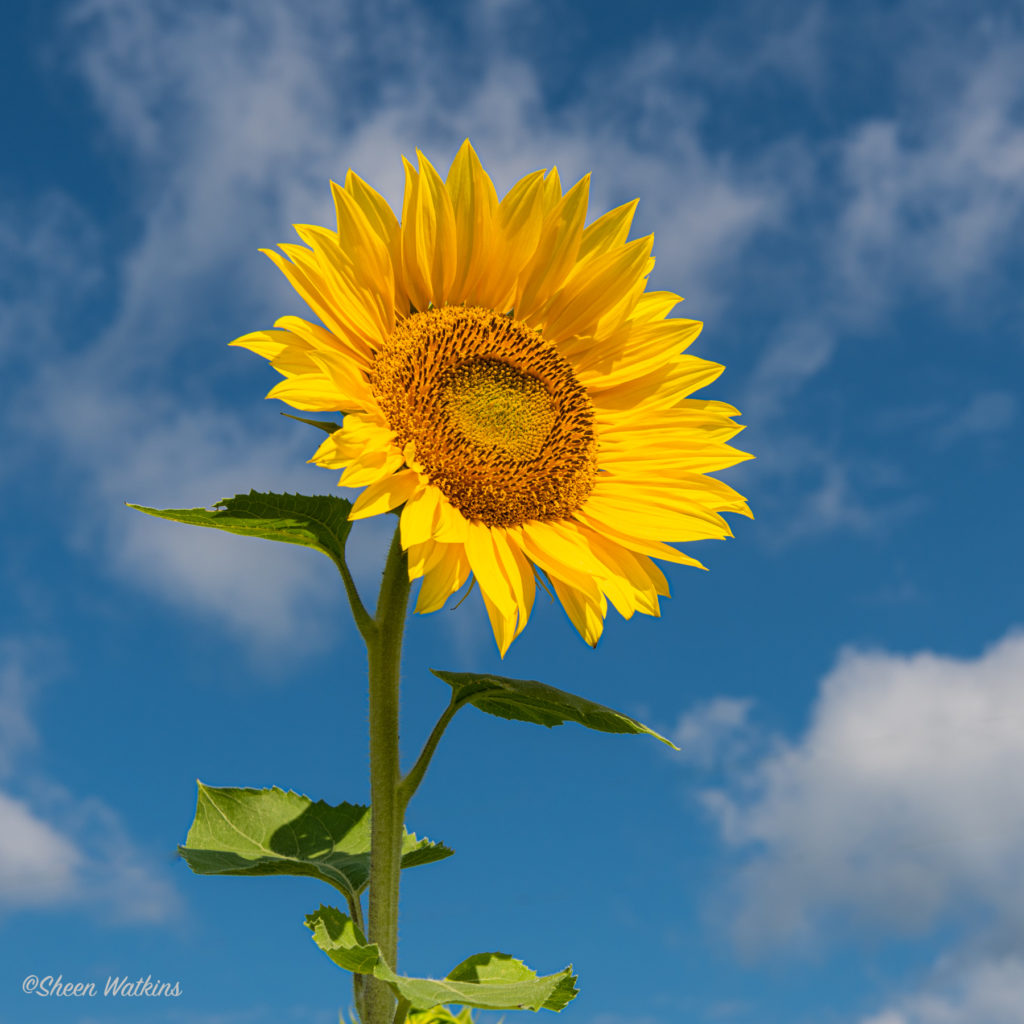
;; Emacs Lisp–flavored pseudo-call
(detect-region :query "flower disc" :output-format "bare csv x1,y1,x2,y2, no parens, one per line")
371,305,596,528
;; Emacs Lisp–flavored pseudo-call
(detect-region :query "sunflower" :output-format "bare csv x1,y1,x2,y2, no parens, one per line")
232,141,752,654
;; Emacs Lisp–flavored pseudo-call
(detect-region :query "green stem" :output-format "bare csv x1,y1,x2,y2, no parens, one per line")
392,996,412,1024
345,889,367,1021
330,549,377,645
353,970,367,1024
398,695,463,810
364,527,411,1024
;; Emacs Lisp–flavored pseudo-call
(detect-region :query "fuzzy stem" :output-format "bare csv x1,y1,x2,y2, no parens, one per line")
363,527,411,1024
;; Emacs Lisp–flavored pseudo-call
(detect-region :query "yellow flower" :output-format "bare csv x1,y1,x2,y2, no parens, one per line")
233,141,752,654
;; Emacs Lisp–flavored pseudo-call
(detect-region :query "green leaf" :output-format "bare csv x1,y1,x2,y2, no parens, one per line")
431,669,678,749
306,906,577,1012
281,411,343,434
127,491,354,567
180,784,452,901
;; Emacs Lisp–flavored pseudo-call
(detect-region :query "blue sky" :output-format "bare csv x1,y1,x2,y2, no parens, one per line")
2,0,1024,1022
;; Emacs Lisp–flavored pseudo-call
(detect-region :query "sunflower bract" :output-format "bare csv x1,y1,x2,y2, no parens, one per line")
232,141,752,654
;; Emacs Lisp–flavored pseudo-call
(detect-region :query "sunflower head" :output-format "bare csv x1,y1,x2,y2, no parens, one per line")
232,141,752,655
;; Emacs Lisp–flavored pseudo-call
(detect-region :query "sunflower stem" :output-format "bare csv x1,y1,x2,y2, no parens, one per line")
364,527,410,1024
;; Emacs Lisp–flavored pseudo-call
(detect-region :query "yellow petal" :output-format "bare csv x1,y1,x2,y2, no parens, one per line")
516,174,590,322
263,243,386,353
401,152,457,311
400,485,442,549
579,528,663,616
471,167,547,311
407,537,449,580
292,226,391,345
542,234,653,344
345,168,408,311
549,576,606,647
415,546,469,613
492,528,536,639
230,328,293,361
463,521,517,618
572,318,704,384
418,151,458,303
574,507,707,568
585,494,730,542
302,348,373,408
275,314,372,371
632,290,684,322
445,139,500,305
337,449,404,488
518,521,603,603
589,356,720,408
266,375,348,411
480,590,519,658
349,471,420,519
577,199,638,261
331,180,396,332
433,495,469,543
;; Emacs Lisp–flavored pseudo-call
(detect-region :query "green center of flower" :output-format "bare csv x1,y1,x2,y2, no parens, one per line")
438,358,557,461
370,305,597,527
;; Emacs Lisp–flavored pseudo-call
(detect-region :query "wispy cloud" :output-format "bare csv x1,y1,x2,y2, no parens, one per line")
0,192,102,371
836,32,1024,316
668,3,827,92
672,697,755,771
742,318,837,422
933,390,1018,448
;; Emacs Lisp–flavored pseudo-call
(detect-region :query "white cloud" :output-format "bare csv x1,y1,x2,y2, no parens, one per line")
0,644,178,922
22,359,344,646
672,698,755,770
65,0,349,370
860,954,1024,1024
0,791,82,907
701,629,1024,949
836,35,1024,316
60,0,785,338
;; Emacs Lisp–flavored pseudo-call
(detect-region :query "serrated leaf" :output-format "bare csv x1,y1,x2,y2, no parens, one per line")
180,784,452,900
127,491,353,567
431,670,677,748
307,906,577,1012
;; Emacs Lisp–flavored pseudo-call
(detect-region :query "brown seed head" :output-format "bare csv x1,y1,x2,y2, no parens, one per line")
370,305,597,527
